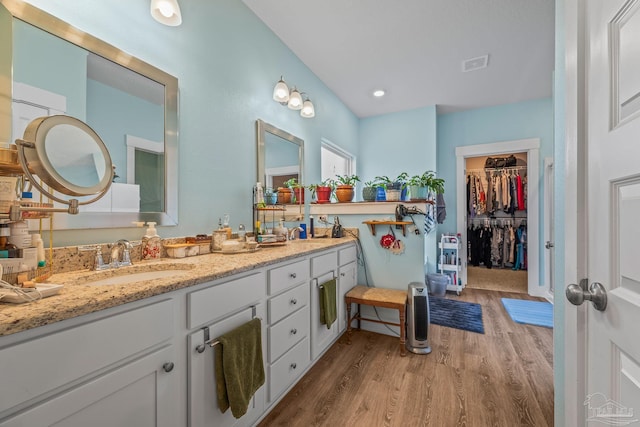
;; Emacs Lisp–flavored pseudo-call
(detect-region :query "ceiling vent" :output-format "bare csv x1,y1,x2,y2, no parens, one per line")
462,55,489,72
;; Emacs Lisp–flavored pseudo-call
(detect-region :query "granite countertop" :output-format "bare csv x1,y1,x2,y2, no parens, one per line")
0,237,356,337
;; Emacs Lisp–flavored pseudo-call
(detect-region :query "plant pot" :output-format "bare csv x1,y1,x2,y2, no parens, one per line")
362,186,377,202
385,189,401,201
335,185,355,202
293,187,305,204
376,187,386,201
409,185,428,200
277,187,293,204
265,193,278,205
315,186,332,203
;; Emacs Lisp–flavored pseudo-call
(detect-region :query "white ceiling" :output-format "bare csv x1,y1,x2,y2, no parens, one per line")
243,0,555,118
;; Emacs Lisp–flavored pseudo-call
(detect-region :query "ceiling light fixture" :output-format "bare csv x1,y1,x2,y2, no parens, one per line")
272,77,315,118
150,0,182,26
373,89,385,97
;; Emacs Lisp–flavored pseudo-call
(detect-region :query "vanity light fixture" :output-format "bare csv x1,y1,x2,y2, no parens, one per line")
150,0,182,26
287,87,303,110
272,77,315,118
301,95,315,118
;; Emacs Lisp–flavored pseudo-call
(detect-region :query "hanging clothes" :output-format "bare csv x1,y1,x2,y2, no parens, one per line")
467,221,527,270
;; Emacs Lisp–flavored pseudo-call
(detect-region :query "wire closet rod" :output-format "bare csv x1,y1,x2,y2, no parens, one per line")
465,165,528,173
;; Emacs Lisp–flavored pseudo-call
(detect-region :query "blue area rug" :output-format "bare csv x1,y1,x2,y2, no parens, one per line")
501,298,553,328
429,297,484,334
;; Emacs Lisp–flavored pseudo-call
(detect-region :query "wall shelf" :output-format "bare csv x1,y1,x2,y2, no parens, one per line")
362,221,413,237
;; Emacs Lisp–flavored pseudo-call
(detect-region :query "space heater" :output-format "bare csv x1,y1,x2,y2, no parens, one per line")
406,282,431,354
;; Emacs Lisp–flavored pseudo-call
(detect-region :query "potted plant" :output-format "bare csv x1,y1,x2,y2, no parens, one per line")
362,179,380,202
409,171,445,200
334,174,360,202
395,172,410,200
310,178,334,204
374,175,392,201
284,177,305,204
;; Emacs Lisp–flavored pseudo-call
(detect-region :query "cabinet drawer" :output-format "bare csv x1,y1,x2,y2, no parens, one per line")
268,283,309,324
268,259,309,295
268,306,309,363
268,337,310,402
0,299,174,415
338,245,357,266
311,251,337,276
188,272,265,328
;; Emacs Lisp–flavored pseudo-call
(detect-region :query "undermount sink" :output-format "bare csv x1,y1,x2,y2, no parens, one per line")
78,263,194,286
88,270,190,286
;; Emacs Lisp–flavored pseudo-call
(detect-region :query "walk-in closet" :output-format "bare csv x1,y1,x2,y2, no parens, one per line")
464,152,529,293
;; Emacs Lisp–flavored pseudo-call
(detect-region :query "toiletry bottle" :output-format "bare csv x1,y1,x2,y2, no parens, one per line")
255,182,265,207
223,214,231,239
309,215,314,238
32,233,45,266
142,222,162,260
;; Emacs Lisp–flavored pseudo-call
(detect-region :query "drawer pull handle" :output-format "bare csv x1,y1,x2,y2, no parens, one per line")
163,362,174,373
290,298,297,305
290,362,297,370
290,328,297,335
290,273,297,279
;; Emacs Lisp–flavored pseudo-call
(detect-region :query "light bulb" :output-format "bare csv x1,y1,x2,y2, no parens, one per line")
288,88,303,110
273,79,289,103
373,90,385,97
157,1,174,17
301,99,315,118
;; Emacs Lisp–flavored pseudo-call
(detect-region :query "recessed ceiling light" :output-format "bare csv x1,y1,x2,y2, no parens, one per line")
373,90,385,97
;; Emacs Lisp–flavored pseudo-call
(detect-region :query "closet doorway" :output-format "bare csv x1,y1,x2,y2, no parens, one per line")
455,139,543,297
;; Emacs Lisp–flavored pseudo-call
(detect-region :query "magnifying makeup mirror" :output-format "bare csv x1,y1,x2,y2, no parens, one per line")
15,115,114,215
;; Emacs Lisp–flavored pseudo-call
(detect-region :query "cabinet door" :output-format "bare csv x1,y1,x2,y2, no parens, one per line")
310,270,339,360
338,261,357,333
188,304,266,427
1,346,177,427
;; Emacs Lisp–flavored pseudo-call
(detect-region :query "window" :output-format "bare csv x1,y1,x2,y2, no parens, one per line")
321,139,355,181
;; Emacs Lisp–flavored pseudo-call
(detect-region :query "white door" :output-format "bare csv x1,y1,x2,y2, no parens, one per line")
566,0,640,422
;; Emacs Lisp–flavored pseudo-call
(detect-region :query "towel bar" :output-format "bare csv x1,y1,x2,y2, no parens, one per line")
314,273,336,289
195,305,260,353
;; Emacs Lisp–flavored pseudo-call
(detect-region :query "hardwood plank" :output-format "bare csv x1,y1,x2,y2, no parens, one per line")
258,288,553,427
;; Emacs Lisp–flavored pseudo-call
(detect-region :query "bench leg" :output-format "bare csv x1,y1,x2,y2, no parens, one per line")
346,299,352,345
399,306,407,357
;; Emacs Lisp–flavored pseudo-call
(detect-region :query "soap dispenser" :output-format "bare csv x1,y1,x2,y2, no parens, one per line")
142,222,161,260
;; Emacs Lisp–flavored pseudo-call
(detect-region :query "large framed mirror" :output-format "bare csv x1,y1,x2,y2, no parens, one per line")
0,0,178,229
256,119,304,194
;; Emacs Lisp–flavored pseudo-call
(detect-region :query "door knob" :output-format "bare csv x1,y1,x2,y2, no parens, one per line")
545,241,554,249
566,280,607,311
163,362,175,372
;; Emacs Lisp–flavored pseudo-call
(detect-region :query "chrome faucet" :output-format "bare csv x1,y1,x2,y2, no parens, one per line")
289,227,304,240
109,239,133,268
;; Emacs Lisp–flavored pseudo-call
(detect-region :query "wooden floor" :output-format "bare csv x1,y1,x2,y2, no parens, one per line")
258,288,553,427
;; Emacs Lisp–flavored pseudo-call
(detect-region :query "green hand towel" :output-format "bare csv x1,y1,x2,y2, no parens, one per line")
319,278,337,329
214,318,265,419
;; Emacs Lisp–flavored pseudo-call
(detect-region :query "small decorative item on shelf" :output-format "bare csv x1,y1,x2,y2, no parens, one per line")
284,177,305,204
334,174,360,202
395,172,410,201
361,179,380,202
277,186,293,204
264,187,277,205
309,178,334,204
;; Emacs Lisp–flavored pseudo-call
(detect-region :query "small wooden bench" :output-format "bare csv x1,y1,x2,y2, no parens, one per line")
345,285,407,356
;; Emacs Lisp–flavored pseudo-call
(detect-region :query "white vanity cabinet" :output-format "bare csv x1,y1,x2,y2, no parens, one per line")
338,245,358,333
265,260,311,404
186,271,266,427
310,250,339,360
0,299,178,427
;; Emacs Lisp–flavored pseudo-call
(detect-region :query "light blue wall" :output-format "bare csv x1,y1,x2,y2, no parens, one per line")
22,0,359,246
87,79,164,184
13,19,87,119
359,106,438,278
436,97,554,287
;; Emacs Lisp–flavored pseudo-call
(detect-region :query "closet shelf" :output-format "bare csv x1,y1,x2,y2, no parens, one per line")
362,221,412,236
